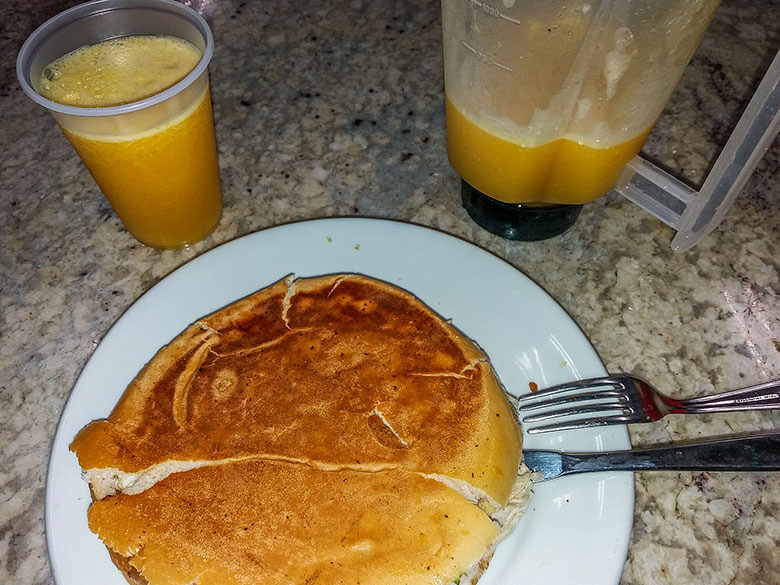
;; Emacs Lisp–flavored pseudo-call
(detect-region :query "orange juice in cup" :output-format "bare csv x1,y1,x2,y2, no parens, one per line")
17,0,222,249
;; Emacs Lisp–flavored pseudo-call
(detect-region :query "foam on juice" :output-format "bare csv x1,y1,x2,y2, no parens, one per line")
39,35,202,107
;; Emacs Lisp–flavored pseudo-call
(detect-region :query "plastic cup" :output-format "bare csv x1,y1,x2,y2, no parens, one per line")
17,0,222,249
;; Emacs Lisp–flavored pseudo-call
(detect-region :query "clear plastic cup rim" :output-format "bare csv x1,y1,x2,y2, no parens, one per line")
16,0,214,118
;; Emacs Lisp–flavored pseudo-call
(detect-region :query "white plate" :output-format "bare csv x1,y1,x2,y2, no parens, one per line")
46,218,633,585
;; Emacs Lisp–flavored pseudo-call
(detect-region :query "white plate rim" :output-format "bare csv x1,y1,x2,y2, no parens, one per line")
45,217,633,585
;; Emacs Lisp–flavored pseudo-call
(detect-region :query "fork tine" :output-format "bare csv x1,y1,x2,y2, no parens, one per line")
515,376,625,405
518,389,626,412
522,402,631,423
525,413,635,434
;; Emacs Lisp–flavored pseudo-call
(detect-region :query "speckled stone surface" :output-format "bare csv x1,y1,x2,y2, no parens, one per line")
1,1,778,584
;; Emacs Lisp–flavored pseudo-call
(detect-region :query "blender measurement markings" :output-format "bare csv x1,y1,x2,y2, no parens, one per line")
461,40,512,71
469,0,523,25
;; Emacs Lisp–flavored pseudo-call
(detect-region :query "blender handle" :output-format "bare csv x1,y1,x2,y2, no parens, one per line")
672,48,780,251
616,49,780,251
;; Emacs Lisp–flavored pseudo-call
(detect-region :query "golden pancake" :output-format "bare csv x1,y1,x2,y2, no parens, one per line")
71,274,526,585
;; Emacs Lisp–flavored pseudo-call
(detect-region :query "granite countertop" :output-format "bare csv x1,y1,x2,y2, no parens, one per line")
1,0,778,584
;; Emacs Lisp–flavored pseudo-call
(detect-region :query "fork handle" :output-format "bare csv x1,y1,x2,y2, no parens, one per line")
526,432,780,479
674,379,780,412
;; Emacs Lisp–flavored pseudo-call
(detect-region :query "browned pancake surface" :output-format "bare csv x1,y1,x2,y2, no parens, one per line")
72,274,521,503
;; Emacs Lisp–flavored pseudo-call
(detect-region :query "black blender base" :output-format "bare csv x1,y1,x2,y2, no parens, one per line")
461,180,582,241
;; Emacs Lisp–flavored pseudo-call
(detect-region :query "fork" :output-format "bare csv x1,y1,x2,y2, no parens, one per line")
516,375,780,434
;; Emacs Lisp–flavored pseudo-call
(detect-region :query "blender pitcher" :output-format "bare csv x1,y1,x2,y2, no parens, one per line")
442,0,720,240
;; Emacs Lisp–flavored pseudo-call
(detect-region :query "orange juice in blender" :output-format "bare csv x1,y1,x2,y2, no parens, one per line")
445,99,651,205
441,0,720,240
17,0,222,249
